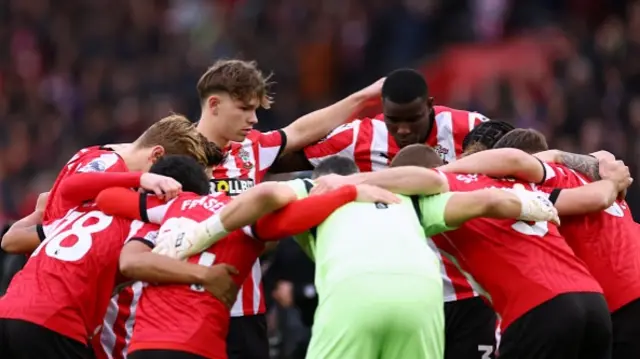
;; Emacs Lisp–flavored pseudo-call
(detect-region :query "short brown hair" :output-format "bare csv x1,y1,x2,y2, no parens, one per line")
135,114,207,166
390,144,443,169
197,59,273,109
493,128,548,154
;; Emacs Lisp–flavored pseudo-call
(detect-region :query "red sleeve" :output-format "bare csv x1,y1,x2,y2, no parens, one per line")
252,185,358,241
95,188,165,222
58,172,142,206
303,121,360,166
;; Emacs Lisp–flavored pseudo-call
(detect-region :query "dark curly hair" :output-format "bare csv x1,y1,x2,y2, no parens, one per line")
149,155,210,195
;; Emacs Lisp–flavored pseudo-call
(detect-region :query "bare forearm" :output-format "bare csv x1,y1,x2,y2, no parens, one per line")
349,167,448,195
282,92,366,153
555,180,617,216
440,149,544,183
1,212,43,253
121,252,208,284
557,152,601,181
445,189,521,227
482,189,523,219
220,183,296,230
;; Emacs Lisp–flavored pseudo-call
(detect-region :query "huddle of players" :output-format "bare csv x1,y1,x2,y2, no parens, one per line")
0,63,636,359
0,59,388,359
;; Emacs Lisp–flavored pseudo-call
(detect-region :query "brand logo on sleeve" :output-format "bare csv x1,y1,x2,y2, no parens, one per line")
78,159,106,173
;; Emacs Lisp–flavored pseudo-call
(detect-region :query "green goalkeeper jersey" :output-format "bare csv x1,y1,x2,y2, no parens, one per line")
285,179,456,296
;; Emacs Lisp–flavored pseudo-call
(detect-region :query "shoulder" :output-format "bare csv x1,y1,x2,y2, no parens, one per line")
434,106,489,123
76,151,123,173
281,178,313,199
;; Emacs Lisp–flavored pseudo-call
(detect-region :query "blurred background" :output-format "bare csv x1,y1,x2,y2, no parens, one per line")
1,0,639,357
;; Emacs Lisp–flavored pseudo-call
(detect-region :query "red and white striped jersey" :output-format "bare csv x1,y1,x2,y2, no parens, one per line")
93,129,285,359
210,129,286,317
92,274,144,359
304,106,488,302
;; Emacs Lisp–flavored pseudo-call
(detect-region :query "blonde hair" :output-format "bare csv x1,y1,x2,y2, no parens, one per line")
135,114,207,166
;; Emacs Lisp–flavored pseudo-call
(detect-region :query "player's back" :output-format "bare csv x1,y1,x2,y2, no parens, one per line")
130,192,264,359
313,197,441,295
543,163,640,312
432,171,601,329
0,204,136,344
44,146,127,227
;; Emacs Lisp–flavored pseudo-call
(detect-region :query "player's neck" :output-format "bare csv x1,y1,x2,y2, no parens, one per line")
197,115,230,149
115,146,146,172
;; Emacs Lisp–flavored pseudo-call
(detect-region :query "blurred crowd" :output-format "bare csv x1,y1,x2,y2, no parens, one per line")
1,0,640,357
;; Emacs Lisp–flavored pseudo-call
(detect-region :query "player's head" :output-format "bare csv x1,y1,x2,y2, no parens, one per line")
131,114,208,171
382,69,433,149
312,156,360,179
197,59,272,142
149,155,211,195
462,120,515,153
390,144,443,169
492,128,548,154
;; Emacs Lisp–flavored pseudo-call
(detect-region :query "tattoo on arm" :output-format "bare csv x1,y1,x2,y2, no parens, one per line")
558,152,601,181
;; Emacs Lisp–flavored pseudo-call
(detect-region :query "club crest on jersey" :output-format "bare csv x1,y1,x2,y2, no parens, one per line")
210,178,255,196
238,149,253,169
433,145,449,161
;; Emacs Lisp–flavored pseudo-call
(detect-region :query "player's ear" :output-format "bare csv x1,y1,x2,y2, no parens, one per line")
207,95,220,116
427,96,434,107
150,146,165,163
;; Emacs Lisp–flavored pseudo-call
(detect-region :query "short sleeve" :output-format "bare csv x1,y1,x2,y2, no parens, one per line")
142,195,176,224
539,163,585,189
255,130,287,171
281,179,315,258
125,220,160,248
282,178,313,199
303,120,360,167
418,192,458,236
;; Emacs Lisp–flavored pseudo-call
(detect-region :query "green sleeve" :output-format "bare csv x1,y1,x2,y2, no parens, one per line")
281,178,313,199
281,178,316,260
293,233,316,261
418,192,458,237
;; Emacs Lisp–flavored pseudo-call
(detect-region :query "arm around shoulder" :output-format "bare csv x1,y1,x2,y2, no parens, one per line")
440,189,523,228
352,166,449,195
440,148,546,183
553,180,619,216
1,212,44,254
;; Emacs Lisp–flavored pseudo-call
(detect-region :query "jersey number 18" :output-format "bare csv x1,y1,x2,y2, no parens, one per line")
33,210,113,262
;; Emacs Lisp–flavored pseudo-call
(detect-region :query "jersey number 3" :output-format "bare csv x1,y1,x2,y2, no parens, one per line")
33,211,113,262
